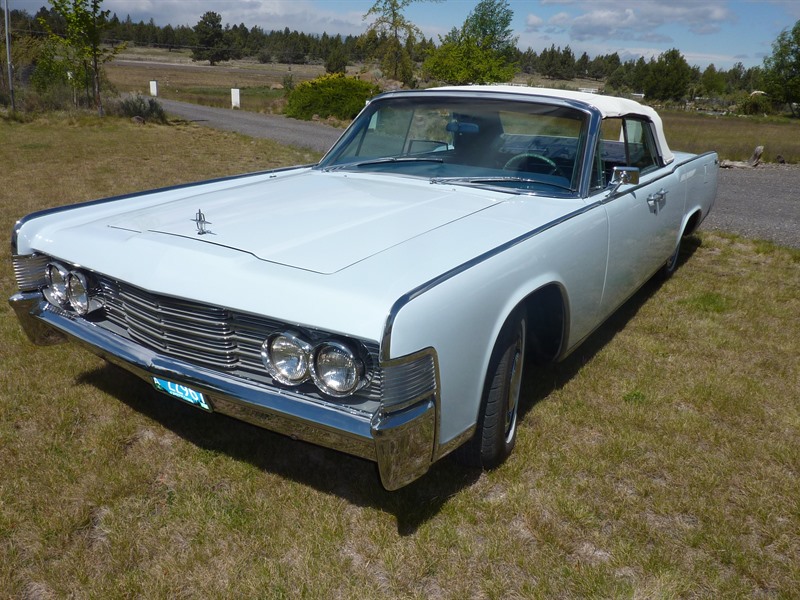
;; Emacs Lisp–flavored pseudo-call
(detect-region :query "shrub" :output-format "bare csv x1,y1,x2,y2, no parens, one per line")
113,94,168,123
738,93,774,116
282,73,295,96
284,74,380,121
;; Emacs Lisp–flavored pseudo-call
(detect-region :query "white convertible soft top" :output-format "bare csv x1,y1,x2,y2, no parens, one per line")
431,85,674,165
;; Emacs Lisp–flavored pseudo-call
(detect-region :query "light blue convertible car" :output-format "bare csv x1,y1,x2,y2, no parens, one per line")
10,86,718,489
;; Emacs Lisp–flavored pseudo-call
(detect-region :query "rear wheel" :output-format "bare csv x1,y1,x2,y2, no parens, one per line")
458,311,527,469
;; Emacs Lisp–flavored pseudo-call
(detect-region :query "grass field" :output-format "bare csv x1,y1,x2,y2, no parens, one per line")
662,110,800,164
1,115,799,597
107,51,332,113
105,50,800,163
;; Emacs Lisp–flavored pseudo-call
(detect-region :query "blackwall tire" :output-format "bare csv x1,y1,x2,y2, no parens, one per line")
457,311,527,469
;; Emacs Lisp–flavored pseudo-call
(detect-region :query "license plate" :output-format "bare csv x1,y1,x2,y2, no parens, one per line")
152,377,212,411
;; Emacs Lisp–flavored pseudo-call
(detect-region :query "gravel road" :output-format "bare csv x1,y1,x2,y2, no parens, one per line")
157,97,343,153
159,99,799,249
704,165,799,249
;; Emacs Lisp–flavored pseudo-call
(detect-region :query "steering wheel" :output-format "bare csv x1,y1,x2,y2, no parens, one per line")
503,152,561,176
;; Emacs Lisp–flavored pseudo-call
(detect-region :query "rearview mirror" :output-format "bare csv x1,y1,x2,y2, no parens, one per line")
608,166,640,195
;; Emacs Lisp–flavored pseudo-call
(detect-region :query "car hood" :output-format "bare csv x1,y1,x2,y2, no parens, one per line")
102,170,501,274
21,168,586,340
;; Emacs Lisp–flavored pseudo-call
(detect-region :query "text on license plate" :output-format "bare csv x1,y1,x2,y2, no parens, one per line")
152,377,212,411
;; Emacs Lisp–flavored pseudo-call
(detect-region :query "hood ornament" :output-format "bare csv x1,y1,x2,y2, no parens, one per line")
192,209,214,235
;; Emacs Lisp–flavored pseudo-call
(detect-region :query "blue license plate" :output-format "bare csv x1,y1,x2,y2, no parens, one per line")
152,377,211,411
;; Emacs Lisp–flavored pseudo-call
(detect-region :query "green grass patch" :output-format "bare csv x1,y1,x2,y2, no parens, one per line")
1,116,798,597
662,110,800,163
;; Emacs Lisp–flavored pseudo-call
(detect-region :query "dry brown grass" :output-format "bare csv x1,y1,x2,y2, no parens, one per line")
661,110,800,163
1,114,798,598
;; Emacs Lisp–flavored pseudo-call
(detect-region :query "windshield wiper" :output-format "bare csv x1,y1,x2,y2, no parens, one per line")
430,176,574,193
324,156,444,171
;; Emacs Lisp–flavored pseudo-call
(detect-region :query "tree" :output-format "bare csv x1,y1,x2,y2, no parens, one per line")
763,20,800,117
363,0,432,84
423,0,517,85
325,46,348,74
460,0,516,58
192,11,230,65
643,48,692,101
700,63,725,96
40,0,122,116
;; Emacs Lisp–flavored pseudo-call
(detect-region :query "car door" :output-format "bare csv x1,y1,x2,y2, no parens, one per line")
590,117,683,315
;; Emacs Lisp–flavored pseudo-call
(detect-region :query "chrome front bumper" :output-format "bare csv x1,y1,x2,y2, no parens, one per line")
9,292,437,490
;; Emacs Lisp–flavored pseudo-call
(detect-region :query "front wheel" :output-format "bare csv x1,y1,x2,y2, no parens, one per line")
661,234,682,278
458,311,527,469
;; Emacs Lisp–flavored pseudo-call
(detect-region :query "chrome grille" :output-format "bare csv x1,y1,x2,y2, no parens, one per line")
120,286,238,368
96,276,382,400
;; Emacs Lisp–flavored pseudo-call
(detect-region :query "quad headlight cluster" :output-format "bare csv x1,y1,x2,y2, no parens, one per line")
261,332,369,397
43,261,104,316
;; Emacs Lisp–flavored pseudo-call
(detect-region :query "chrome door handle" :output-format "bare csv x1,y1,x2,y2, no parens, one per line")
646,189,668,213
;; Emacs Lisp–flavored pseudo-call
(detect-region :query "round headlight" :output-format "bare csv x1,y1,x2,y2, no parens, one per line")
66,271,91,315
311,341,365,397
44,262,70,307
262,333,312,386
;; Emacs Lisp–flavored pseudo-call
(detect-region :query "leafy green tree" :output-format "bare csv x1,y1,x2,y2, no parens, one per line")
363,0,428,84
700,64,725,96
586,55,607,80
460,0,516,58
192,11,230,65
763,19,800,117
643,48,692,101
39,0,123,116
423,0,517,85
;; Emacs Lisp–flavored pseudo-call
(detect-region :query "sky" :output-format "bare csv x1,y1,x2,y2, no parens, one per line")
12,0,800,70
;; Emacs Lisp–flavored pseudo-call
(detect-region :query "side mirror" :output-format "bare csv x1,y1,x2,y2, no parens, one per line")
608,166,640,195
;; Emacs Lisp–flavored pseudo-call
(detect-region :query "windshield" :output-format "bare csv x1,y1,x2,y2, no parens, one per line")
319,95,589,194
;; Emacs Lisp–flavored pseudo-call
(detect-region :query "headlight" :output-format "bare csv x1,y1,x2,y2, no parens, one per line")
66,271,103,315
43,262,70,307
67,271,90,314
311,341,365,397
261,333,312,385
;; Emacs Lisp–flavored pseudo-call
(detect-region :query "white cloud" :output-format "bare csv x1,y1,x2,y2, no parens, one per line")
546,11,572,33
525,14,544,32
547,0,735,43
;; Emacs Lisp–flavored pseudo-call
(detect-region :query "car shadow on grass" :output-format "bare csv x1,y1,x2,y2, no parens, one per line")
77,236,701,536
516,234,702,424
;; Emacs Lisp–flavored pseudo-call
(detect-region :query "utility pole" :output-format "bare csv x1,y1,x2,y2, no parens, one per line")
3,0,14,111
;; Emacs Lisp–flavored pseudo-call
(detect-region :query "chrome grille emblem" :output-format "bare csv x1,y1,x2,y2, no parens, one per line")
192,209,213,235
